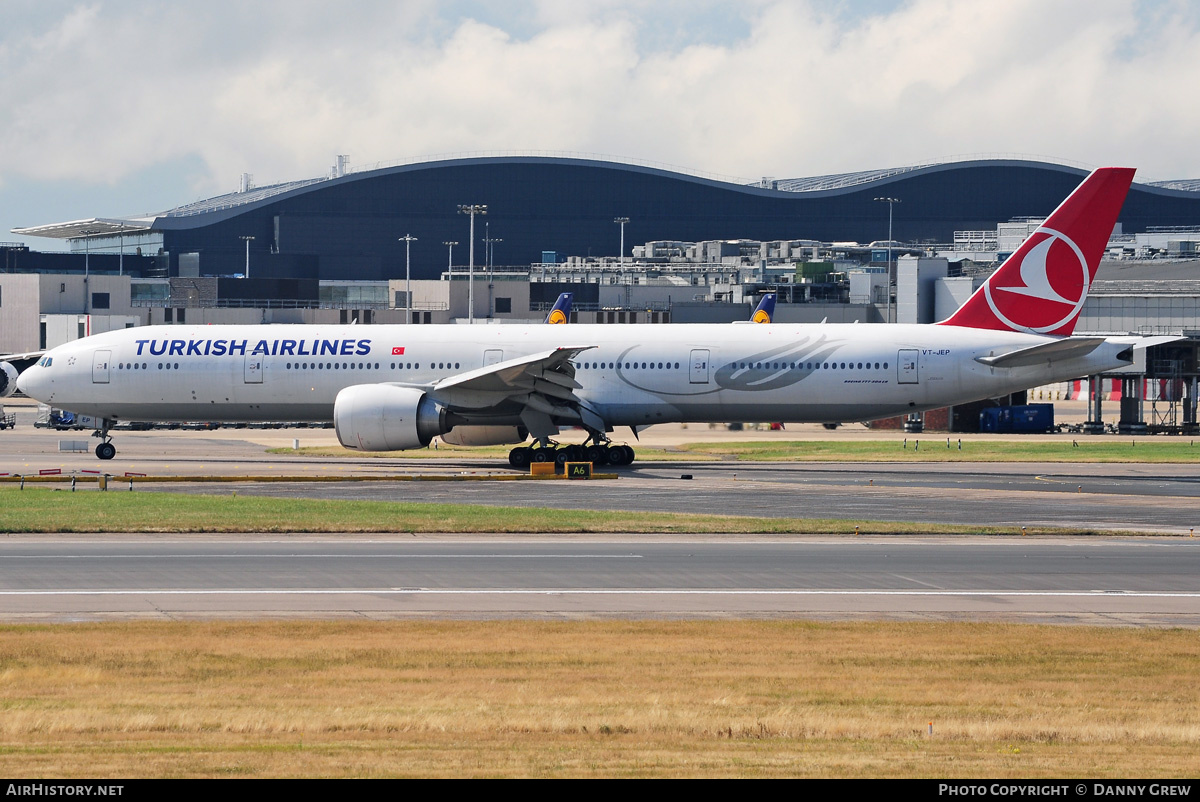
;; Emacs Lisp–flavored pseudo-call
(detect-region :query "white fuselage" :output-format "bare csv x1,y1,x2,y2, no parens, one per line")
18,322,1130,428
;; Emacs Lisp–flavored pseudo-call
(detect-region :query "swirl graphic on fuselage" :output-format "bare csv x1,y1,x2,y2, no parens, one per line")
713,335,845,392
610,335,846,397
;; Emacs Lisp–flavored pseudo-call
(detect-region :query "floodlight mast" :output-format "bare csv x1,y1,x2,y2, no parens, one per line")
80,228,98,314
239,235,255,279
484,225,502,318
458,204,487,323
873,197,901,323
614,217,630,265
400,234,417,324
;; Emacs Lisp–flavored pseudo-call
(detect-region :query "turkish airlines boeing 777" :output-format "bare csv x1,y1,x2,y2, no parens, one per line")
16,167,1162,466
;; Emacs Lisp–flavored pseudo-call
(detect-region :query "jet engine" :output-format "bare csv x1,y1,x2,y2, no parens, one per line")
0,362,18,398
439,425,528,447
333,384,451,451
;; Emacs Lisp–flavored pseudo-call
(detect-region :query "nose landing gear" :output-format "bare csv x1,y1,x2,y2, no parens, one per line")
92,420,116,460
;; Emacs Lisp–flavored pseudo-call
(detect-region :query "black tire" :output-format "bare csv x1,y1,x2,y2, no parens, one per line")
606,444,628,466
508,447,530,469
531,448,551,463
96,442,116,461
622,445,636,464
586,444,608,465
563,445,585,463
554,448,570,466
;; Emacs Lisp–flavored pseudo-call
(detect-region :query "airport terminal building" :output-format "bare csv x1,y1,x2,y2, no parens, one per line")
10,155,1200,282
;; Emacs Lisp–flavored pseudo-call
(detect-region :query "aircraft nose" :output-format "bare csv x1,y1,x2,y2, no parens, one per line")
15,365,38,397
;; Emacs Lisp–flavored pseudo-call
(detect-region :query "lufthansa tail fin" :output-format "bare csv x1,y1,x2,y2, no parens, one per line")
545,293,573,324
751,293,776,323
938,167,1135,336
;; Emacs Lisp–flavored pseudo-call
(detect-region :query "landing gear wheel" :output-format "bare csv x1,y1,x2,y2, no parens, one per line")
554,448,571,467
606,444,630,466
96,442,116,461
508,447,531,469
621,445,636,464
586,444,609,465
531,448,552,463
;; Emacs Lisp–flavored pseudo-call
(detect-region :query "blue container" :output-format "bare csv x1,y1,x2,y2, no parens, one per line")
979,404,1054,433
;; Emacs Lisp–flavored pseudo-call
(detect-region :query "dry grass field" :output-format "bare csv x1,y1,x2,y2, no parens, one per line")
0,620,1197,778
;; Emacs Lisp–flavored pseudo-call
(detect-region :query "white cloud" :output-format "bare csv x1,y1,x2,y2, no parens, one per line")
2,0,1199,206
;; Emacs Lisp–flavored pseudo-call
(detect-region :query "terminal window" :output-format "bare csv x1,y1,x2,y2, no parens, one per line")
92,292,110,309
495,297,511,314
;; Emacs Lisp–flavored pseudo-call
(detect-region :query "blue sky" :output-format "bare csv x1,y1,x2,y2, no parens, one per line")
3,0,1197,250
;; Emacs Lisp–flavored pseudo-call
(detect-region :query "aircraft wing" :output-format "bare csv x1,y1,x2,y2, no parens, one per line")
1,350,45,363
433,346,592,397
975,338,1108,368
429,346,604,438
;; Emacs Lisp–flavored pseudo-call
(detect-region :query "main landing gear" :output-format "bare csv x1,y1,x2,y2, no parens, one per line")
507,438,636,468
93,421,116,460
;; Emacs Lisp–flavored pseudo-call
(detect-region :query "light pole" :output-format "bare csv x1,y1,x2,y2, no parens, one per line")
614,217,629,265
443,241,457,279
484,230,502,318
873,197,900,323
458,204,487,323
239,235,255,279
400,234,417,324
80,228,98,315
81,229,96,280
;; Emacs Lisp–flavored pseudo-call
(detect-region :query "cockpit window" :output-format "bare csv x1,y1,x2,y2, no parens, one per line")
37,357,53,367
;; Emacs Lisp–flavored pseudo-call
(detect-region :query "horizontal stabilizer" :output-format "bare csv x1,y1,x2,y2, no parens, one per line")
1102,334,1186,349
975,337,1108,368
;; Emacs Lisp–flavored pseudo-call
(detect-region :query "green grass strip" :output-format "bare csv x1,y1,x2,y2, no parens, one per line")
0,486,1134,536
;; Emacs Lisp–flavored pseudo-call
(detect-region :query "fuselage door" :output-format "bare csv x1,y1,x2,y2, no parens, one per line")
244,354,264,384
484,349,504,367
897,349,919,384
689,349,711,384
91,350,111,384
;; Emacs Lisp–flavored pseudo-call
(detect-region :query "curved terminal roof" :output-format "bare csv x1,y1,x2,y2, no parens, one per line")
163,177,329,218
773,164,938,192
12,216,154,240
12,156,1200,262
1147,179,1200,193
16,154,1200,238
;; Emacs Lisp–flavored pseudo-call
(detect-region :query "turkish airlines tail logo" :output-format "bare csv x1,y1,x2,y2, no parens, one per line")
939,167,1135,336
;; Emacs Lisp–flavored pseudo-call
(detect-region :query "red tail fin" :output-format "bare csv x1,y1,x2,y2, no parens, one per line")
938,167,1135,335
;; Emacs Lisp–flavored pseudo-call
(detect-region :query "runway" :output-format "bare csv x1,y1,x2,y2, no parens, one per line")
1,536,1198,625
3,408,1199,624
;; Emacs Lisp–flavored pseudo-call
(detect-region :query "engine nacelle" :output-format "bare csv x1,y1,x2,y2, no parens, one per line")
0,362,17,398
440,425,528,447
334,384,449,451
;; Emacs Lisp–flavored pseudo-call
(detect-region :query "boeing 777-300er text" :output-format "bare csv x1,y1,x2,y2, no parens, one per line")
16,167,1169,466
